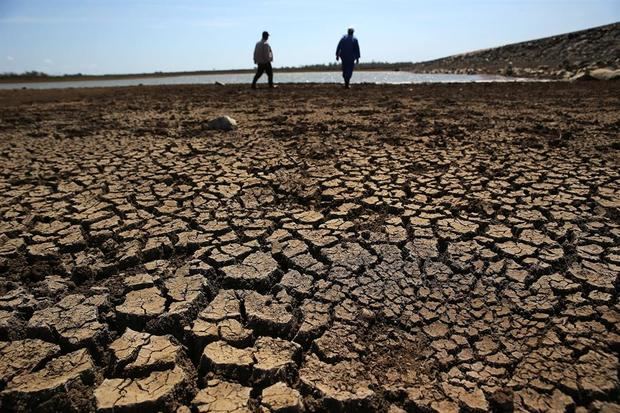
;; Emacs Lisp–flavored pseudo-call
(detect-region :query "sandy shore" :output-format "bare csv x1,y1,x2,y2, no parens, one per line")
0,82,619,412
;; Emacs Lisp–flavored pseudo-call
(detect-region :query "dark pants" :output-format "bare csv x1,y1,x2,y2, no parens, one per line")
342,60,355,85
252,63,273,86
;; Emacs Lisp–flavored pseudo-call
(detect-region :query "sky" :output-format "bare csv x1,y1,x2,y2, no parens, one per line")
0,0,618,75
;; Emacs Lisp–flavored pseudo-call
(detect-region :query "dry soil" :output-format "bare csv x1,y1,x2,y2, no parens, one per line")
0,82,619,412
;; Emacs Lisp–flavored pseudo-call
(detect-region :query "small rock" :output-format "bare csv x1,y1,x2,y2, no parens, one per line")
360,308,375,322
570,71,596,82
590,68,620,81
206,116,237,131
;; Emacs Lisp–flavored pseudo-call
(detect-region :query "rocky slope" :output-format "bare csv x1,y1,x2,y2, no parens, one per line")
408,22,620,79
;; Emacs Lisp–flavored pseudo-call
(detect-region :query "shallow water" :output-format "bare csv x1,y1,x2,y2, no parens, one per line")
0,71,525,90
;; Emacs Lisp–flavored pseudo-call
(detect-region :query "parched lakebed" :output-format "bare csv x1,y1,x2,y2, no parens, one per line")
0,82,619,412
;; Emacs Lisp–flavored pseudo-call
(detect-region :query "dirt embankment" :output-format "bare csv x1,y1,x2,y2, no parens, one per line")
0,82,619,412
408,22,620,79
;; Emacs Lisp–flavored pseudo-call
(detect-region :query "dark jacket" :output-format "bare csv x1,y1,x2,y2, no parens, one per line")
336,35,360,62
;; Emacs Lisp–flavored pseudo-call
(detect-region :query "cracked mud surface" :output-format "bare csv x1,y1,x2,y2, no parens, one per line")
0,82,619,412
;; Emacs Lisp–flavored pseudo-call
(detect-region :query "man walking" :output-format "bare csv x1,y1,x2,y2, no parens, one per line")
252,31,275,89
336,27,360,88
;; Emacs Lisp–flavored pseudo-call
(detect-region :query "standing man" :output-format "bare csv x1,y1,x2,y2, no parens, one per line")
252,31,275,89
336,27,360,88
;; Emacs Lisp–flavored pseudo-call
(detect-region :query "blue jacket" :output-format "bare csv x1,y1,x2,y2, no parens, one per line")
336,35,360,62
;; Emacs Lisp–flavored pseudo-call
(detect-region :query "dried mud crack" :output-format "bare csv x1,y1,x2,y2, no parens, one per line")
0,82,619,412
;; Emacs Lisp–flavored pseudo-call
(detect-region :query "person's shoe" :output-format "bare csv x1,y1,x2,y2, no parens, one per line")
251,84,257,89
269,84,278,88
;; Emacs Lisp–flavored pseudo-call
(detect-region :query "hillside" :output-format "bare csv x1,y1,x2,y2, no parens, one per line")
408,22,620,79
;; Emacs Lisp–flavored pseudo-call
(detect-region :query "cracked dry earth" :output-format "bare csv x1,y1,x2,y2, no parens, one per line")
0,82,618,413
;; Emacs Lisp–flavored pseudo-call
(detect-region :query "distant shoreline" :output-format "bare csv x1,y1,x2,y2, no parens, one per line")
0,64,411,84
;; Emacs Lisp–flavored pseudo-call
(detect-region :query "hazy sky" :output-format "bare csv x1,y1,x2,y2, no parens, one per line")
1,0,618,75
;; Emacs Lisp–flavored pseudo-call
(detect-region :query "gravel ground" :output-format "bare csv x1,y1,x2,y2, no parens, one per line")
0,82,619,412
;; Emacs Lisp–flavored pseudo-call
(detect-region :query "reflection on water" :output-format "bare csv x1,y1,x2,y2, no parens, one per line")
0,71,521,90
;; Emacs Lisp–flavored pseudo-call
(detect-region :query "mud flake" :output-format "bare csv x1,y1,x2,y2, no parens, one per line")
209,242,253,266
95,366,189,413
293,211,324,224
442,383,489,412
0,287,38,313
497,241,537,258
124,273,158,290
568,262,617,292
423,321,450,339
261,381,304,412
405,238,439,260
165,274,208,317
486,224,512,240
289,253,327,276
514,388,574,413
109,328,183,375
0,339,61,386
252,336,301,384
191,379,252,413
142,236,173,261
0,236,25,257
36,275,73,297
198,289,241,322
0,310,22,340
244,291,294,336
27,242,59,259
437,218,479,240
576,350,618,397
279,270,314,297
116,287,166,327
27,294,108,348
217,319,253,345
298,229,338,248
313,322,359,361
321,242,377,272
2,349,96,411
221,251,278,288
474,336,500,356
519,229,554,246
298,299,331,341
188,318,252,354
299,354,375,409
200,341,254,380
320,218,355,232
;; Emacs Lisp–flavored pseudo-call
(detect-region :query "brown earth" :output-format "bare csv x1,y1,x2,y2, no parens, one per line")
0,81,619,412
